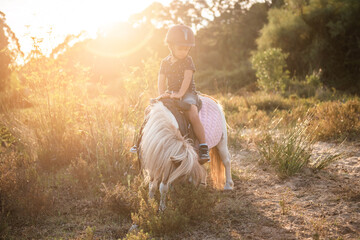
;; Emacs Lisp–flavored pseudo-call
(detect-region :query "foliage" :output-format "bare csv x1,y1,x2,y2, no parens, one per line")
218,92,297,131
59,1,269,94
131,183,217,236
0,40,160,231
307,99,360,141
311,152,341,172
122,230,154,240
0,150,49,227
258,120,312,178
195,2,269,91
0,119,49,231
196,65,256,93
2,0,360,237
102,181,138,216
286,72,322,98
251,48,290,93
0,11,22,92
257,0,360,93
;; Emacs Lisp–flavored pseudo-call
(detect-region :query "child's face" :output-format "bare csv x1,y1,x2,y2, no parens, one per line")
171,45,191,59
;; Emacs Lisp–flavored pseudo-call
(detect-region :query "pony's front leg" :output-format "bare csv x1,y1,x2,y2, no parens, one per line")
149,178,159,199
159,182,168,211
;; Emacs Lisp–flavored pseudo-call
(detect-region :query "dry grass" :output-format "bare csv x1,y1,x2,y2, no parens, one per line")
1,50,360,239
131,183,218,236
0,54,158,237
307,99,360,141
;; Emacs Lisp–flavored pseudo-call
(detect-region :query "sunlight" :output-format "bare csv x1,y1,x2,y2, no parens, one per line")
2,0,172,57
86,27,154,58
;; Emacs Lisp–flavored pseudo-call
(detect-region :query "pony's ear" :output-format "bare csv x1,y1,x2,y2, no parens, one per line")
170,156,182,163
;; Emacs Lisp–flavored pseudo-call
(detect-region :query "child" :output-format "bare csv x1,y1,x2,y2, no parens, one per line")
131,24,210,163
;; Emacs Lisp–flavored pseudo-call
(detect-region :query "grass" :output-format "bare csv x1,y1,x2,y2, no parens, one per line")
307,99,360,141
0,54,157,238
131,182,218,236
1,50,359,238
257,120,312,178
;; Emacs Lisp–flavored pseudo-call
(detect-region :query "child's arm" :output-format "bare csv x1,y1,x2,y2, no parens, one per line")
170,70,193,99
158,73,168,96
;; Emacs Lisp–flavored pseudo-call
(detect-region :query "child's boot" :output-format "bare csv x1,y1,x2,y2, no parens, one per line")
130,145,138,153
199,144,210,165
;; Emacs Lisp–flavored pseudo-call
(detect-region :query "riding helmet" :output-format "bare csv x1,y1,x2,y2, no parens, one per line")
165,24,195,47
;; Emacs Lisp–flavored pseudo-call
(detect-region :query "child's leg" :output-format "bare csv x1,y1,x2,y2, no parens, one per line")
185,104,209,163
185,104,206,144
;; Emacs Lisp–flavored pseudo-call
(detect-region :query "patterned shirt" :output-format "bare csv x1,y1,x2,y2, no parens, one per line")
159,55,196,93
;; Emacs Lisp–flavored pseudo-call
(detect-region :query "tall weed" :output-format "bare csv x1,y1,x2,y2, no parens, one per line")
258,121,312,178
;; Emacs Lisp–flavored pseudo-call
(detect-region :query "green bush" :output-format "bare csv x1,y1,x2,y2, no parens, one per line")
256,0,360,92
196,64,256,93
285,71,323,98
251,48,290,93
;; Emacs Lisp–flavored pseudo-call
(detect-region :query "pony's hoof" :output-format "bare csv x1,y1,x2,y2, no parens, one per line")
129,224,139,232
159,204,166,212
224,183,234,190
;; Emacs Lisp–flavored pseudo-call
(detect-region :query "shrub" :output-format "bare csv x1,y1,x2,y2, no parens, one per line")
0,151,49,224
0,122,49,230
122,230,153,240
307,99,360,141
246,92,291,112
69,156,95,188
102,182,138,216
131,183,217,236
258,121,312,178
251,48,290,93
196,64,256,93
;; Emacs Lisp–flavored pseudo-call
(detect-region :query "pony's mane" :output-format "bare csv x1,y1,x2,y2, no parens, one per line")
140,101,206,186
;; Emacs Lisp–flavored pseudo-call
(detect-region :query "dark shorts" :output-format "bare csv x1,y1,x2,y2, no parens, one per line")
181,92,201,110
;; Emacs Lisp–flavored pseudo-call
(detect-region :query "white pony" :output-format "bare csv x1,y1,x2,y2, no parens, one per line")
139,96,234,209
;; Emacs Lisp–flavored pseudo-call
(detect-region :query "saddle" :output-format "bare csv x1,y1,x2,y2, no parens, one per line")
160,98,200,143
137,98,201,149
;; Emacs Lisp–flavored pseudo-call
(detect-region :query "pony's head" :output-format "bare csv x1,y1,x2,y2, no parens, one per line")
140,101,207,186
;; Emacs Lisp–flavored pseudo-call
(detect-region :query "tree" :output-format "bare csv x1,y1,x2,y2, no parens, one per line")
257,0,360,92
195,2,270,90
0,11,23,92
251,48,290,92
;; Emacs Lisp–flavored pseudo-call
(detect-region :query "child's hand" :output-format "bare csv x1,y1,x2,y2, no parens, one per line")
159,93,170,99
170,92,182,99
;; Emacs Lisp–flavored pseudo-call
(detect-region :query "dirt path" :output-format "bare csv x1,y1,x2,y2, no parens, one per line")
181,141,360,240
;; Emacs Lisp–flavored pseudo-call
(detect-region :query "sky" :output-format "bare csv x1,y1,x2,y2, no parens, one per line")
1,0,173,57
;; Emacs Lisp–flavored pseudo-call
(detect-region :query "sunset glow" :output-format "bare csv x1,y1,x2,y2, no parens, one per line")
2,0,172,57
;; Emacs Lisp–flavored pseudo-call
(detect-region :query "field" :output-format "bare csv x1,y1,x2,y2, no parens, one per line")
1,68,360,239
2,0,360,238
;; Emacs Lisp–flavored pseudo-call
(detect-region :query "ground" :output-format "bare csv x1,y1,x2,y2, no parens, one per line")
168,141,360,240
8,141,360,240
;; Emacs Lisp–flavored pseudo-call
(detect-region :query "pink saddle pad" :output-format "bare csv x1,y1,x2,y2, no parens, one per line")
199,96,223,149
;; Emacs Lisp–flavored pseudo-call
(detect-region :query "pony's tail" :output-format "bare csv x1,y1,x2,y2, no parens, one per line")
210,147,225,189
